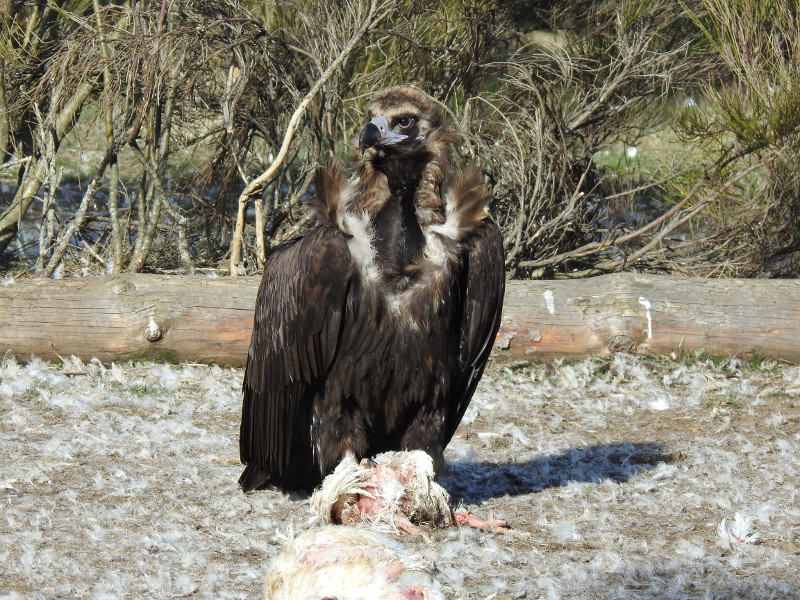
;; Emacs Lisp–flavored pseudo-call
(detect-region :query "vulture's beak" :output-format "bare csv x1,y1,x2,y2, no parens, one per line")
359,116,408,153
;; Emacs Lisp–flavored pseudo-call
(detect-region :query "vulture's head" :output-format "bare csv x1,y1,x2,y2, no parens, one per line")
318,85,459,228
358,86,444,159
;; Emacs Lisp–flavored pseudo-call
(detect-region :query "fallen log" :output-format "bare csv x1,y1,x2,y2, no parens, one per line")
1,273,798,366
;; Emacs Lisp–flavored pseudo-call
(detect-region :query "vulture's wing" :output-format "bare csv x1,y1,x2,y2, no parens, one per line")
240,226,353,491
445,218,505,445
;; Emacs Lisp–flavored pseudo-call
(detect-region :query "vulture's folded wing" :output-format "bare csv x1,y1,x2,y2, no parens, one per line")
239,226,354,491
445,217,505,445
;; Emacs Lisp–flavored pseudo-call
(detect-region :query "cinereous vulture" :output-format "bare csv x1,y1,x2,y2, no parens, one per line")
239,86,505,492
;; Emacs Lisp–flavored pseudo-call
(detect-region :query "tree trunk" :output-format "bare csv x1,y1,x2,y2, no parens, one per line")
1,273,798,367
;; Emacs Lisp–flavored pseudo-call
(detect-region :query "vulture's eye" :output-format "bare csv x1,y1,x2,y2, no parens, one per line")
397,116,416,129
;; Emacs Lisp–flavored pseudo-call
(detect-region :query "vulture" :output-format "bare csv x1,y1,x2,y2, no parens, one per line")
239,86,505,492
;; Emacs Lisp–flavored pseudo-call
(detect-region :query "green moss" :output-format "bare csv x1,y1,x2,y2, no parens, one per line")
493,436,512,450
123,382,168,398
701,392,744,410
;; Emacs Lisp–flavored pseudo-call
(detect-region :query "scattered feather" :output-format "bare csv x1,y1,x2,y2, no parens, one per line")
718,513,761,547
1,354,798,599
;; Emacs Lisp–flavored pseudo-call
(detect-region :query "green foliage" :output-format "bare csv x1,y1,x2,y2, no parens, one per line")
123,382,167,398
671,0,800,276
747,352,767,369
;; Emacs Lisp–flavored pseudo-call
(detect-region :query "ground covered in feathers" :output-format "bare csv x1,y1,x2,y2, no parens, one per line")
1,352,798,599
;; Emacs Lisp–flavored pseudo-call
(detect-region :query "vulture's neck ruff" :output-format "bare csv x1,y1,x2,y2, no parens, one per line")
317,86,488,294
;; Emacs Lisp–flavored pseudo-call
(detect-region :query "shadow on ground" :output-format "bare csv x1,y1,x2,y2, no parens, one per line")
440,441,674,503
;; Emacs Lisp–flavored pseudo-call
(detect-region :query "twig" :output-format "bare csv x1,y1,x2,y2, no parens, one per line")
40,176,98,278
0,157,32,172
34,106,60,276
128,140,195,275
93,0,123,273
532,151,780,277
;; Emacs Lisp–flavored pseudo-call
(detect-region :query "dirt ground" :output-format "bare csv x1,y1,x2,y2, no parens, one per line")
1,352,798,599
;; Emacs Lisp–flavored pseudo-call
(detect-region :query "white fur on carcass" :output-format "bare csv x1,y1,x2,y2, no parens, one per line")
311,450,454,530
263,525,447,600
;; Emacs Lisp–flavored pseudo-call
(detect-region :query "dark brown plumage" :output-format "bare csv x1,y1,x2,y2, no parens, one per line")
239,86,505,492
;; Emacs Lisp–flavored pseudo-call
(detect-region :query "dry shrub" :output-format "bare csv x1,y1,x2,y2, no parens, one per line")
0,0,751,279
